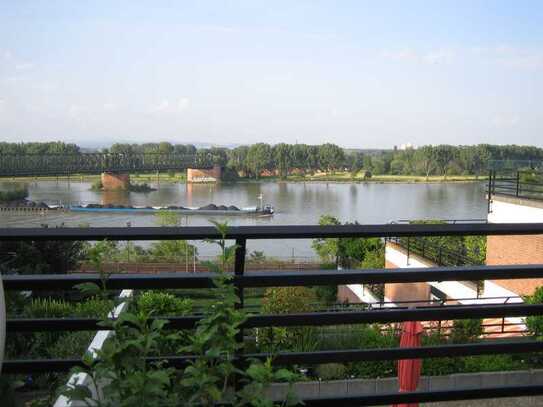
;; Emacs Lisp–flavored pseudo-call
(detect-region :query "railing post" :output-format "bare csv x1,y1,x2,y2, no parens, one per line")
487,170,493,213
516,171,520,197
234,238,246,389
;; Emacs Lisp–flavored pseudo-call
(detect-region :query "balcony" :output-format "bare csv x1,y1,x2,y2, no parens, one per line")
2,223,543,405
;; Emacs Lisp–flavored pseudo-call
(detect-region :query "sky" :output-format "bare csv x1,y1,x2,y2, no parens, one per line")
1,0,542,149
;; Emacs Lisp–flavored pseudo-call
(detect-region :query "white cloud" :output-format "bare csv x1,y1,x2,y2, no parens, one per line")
471,46,543,71
15,63,34,71
490,114,520,128
381,48,454,65
103,102,117,111
423,49,455,65
150,98,190,113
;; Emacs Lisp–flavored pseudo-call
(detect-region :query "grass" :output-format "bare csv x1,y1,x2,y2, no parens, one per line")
0,171,483,184
239,172,484,183
0,172,187,183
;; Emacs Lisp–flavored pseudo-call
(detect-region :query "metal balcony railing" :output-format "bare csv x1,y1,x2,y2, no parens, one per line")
488,169,543,203
3,223,543,405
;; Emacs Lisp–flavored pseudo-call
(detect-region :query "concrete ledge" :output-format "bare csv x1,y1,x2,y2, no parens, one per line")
267,369,543,404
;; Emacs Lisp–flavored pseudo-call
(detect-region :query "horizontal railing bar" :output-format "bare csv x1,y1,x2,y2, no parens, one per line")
300,385,543,406
252,340,543,365
3,222,543,241
7,303,543,331
3,340,541,373
5,264,543,290
243,304,543,328
239,265,543,287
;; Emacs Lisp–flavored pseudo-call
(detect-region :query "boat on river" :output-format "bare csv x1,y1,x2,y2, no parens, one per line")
68,202,275,216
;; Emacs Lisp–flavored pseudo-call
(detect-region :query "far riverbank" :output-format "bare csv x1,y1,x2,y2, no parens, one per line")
0,172,484,185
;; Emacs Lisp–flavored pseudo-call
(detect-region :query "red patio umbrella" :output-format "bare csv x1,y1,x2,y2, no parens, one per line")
393,320,424,407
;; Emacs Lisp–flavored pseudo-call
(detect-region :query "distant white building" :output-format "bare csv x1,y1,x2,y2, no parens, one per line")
399,142,416,150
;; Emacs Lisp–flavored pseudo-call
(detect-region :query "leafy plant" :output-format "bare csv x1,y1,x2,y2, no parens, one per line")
137,291,193,316
526,286,543,337
76,240,117,299
60,312,179,407
450,319,482,343
260,286,316,352
314,363,347,381
60,221,300,406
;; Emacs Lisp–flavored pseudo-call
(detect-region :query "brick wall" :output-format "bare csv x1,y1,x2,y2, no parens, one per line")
384,260,431,305
486,234,543,296
337,285,362,303
101,172,130,190
187,165,222,183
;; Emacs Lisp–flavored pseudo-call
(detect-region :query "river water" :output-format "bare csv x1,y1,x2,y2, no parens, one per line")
0,180,487,257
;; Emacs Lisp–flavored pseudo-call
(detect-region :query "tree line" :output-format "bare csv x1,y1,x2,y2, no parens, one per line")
2,141,543,178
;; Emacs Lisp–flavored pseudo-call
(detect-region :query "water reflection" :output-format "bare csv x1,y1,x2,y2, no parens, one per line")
0,180,487,257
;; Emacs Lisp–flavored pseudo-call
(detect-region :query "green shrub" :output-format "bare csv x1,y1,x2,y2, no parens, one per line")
421,333,464,376
526,286,543,337
0,187,28,202
315,363,347,380
24,298,73,318
48,331,96,359
137,290,193,316
463,354,522,373
260,286,317,352
450,319,482,343
314,285,338,305
74,298,115,317
346,325,398,378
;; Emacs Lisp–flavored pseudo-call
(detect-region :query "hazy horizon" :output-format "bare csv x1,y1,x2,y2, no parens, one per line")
1,1,543,148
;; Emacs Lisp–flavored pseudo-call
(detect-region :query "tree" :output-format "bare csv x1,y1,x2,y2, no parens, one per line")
434,145,456,179
311,215,341,265
0,235,86,275
415,146,437,179
318,143,345,174
273,143,292,179
245,143,273,179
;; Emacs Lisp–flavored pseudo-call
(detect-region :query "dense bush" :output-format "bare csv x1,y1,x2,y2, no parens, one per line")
450,319,483,343
260,286,317,352
346,325,398,378
0,187,28,202
314,363,347,381
526,286,543,337
137,291,193,316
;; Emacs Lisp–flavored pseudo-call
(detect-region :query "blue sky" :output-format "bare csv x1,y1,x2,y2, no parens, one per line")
1,1,542,148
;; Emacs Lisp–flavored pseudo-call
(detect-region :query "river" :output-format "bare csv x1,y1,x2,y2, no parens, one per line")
0,180,487,258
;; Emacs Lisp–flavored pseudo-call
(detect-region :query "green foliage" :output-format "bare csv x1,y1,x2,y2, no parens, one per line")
249,250,267,264
90,179,103,190
5,141,543,179
77,240,118,299
312,215,384,268
314,285,338,305
61,312,180,407
128,182,156,192
463,354,522,373
450,319,483,343
314,363,347,381
0,376,23,407
0,187,28,203
526,286,543,337
0,235,86,275
311,215,341,265
402,220,486,266
61,221,299,406
155,210,182,226
346,325,398,378
260,286,318,352
137,291,193,316
421,333,464,376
